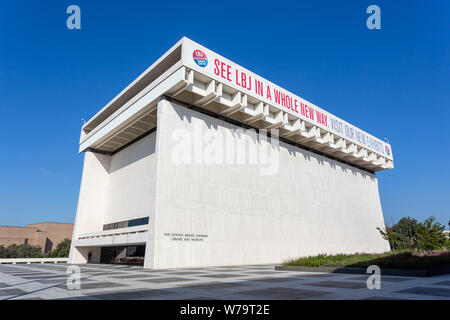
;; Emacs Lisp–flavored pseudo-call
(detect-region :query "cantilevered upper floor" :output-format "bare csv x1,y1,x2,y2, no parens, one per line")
78,37,394,172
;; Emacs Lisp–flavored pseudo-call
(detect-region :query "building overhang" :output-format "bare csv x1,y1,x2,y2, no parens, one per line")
79,37,394,172
74,225,149,247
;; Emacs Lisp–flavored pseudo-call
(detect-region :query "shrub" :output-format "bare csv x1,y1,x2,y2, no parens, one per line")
283,251,450,270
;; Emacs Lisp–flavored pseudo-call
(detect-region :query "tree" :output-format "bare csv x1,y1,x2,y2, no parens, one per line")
378,216,449,252
377,225,401,252
416,217,448,252
392,217,418,249
7,244,43,258
377,217,418,251
47,238,71,258
0,245,7,258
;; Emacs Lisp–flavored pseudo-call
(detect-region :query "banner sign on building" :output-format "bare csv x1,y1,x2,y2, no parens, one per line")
182,39,393,160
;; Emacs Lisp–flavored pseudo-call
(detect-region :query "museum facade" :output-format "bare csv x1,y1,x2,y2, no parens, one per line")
69,37,393,269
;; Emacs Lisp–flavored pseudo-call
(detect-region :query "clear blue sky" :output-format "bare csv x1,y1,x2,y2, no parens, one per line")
0,0,448,227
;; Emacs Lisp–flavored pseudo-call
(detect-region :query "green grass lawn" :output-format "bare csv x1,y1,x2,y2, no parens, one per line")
283,251,450,270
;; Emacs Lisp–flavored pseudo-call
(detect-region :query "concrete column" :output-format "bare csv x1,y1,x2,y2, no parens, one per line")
69,152,111,264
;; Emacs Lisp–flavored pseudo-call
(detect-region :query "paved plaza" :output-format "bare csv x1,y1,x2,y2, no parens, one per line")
0,263,449,300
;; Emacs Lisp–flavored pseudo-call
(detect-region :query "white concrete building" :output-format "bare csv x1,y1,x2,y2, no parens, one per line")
69,37,393,269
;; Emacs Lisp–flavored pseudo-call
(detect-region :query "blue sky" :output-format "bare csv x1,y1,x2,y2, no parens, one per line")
0,0,448,227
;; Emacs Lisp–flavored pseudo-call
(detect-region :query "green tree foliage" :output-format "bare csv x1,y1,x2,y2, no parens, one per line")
47,238,71,258
0,240,72,259
377,217,417,251
378,216,449,252
393,217,418,249
0,245,7,258
377,225,400,251
3,244,43,258
416,217,448,252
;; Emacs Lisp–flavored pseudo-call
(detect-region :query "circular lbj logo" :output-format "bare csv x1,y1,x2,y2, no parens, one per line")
193,50,208,67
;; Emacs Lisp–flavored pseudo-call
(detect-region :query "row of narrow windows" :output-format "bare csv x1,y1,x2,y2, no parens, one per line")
103,217,149,231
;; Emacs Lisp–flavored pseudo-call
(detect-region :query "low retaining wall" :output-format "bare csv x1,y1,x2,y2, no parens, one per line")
275,265,450,277
0,258,68,264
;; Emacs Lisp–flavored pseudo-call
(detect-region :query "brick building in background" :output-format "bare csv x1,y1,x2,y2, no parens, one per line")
0,222,74,254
